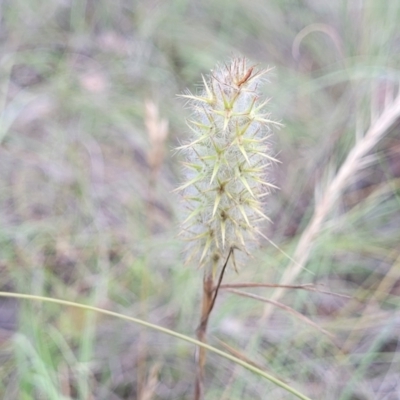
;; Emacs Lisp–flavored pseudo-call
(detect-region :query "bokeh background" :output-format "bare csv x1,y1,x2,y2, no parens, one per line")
0,1,400,399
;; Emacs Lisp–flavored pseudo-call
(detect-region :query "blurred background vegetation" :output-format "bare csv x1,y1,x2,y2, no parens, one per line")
0,0,399,399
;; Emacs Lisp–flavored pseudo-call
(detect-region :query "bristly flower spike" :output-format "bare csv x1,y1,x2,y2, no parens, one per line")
176,57,280,273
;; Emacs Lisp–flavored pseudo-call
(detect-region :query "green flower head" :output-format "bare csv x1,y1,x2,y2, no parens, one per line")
176,57,280,272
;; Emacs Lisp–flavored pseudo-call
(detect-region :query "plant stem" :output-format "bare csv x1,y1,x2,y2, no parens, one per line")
194,248,232,400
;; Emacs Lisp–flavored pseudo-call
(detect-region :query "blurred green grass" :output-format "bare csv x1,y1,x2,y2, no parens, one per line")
0,0,400,399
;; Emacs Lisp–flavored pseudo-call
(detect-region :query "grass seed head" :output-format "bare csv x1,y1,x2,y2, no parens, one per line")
177,57,279,271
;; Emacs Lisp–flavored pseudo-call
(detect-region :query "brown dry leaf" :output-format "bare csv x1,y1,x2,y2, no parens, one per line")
140,362,161,400
145,100,169,177
227,289,337,343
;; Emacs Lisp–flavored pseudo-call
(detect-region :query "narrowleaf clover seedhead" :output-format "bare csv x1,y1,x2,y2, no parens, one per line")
176,57,279,272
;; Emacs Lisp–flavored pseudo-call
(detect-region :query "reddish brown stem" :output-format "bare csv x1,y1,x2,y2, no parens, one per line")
194,248,232,400
194,271,214,400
